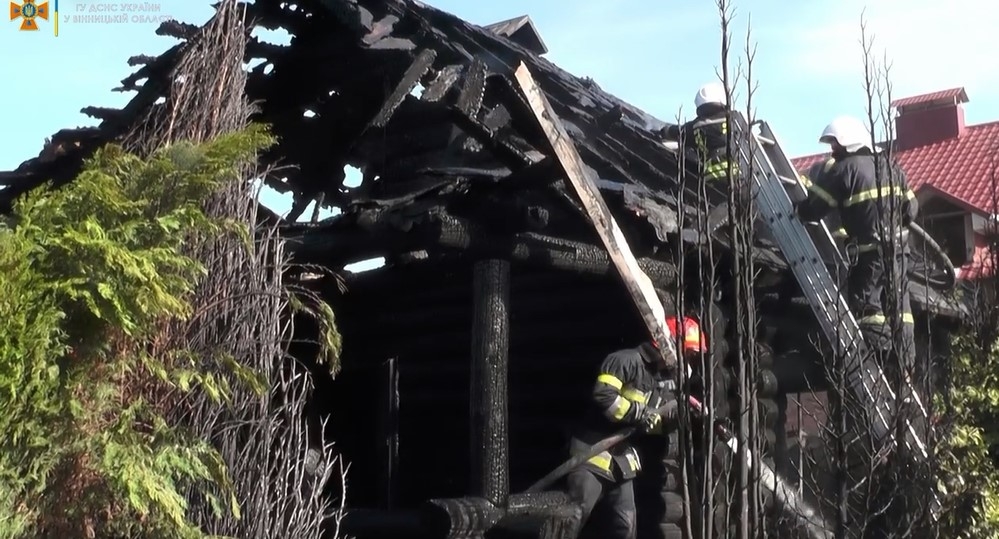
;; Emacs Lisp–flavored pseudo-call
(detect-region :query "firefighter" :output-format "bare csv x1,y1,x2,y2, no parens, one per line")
656,82,735,207
798,118,924,538
795,115,918,350
566,316,706,539
800,158,848,243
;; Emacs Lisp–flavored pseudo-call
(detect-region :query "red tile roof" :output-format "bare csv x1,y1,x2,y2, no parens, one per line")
791,152,831,177
891,87,968,110
790,120,999,214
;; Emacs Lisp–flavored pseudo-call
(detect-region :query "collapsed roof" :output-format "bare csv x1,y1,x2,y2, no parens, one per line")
0,0,962,318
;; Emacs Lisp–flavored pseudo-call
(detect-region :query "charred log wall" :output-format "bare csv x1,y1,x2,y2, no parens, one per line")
325,258,649,509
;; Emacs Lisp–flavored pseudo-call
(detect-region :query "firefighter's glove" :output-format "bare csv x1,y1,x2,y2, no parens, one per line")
640,409,662,434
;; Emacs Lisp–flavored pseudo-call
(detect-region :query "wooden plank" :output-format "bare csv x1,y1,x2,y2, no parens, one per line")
422,64,464,103
511,62,678,368
456,57,487,116
370,48,437,128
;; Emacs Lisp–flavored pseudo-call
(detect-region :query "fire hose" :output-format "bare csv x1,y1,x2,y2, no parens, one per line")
525,395,834,539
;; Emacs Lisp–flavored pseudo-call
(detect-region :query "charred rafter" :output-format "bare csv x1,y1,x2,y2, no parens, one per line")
369,48,437,128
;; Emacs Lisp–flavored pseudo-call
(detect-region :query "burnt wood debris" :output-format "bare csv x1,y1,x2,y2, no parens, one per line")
0,0,968,538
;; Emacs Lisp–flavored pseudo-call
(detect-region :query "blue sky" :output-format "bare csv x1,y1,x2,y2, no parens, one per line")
2,0,997,220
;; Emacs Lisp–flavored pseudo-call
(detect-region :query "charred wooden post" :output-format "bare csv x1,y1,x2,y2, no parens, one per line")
490,493,583,539
378,357,401,508
469,259,511,508
423,497,504,538
422,493,582,539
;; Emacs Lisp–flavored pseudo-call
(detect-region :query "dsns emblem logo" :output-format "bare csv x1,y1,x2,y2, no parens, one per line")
9,0,50,31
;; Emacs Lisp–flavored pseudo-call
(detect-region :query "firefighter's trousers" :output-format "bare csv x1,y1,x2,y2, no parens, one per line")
846,248,914,356
567,467,637,539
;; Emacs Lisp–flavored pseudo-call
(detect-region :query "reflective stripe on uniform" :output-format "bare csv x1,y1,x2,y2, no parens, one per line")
808,184,838,207
605,395,632,421
860,314,885,325
597,374,650,422
597,374,623,390
625,451,641,473
859,312,915,326
587,449,641,474
844,186,910,206
704,160,738,180
588,451,613,471
852,242,879,253
621,387,649,404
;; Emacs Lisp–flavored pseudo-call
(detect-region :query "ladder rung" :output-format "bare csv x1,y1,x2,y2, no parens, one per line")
777,175,797,185
756,134,776,146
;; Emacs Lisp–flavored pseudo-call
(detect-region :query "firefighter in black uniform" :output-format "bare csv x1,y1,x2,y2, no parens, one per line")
795,115,917,351
566,316,705,539
796,116,922,539
657,82,736,209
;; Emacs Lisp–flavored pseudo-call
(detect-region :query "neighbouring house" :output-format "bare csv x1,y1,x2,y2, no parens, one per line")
792,87,999,280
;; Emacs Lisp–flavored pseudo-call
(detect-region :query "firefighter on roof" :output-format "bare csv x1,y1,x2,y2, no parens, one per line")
795,115,918,351
657,81,735,206
566,316,705,539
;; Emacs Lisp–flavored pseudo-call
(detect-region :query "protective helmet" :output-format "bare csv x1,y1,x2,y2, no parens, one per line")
819,116,873,153
665,316,707,354
694,82,726,108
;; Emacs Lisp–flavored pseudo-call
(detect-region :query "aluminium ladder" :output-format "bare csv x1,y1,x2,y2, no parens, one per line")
721,112,930,460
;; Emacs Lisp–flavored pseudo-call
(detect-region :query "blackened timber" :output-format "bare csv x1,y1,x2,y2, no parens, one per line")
433,215,677,285
423,497,503,538
451,111,535,169
420,493,582,538
285,212,678,283
422,64,465,102
126,54,156,66
285,195,313,223
81,106,123,122
494,157,559,191
370,48,437,128
156,18,200,39
379,357,400,509
456,57,487,116
499,492,583,539
470,259,511,508
482,104,512,131
245,37,290,61
511,62,679,368
361,14,402,46
120,44,182,90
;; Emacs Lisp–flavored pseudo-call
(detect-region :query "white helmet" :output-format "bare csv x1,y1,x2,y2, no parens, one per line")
694,82,726,108
819,116,874,152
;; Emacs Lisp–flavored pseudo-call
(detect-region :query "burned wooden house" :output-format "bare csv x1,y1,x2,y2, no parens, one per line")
0,0,965,538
